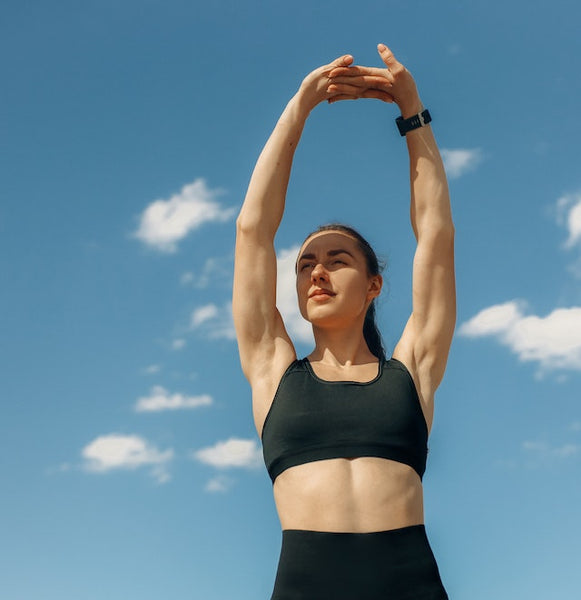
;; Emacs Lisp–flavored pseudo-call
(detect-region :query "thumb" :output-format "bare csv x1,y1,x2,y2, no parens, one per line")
377,43,398,68
330,54,354,68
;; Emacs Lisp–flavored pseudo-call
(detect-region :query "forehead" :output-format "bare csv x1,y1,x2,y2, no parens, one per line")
298,231,360,258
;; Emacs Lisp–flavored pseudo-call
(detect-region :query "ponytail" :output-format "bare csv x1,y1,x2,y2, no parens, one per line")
363,300,386,362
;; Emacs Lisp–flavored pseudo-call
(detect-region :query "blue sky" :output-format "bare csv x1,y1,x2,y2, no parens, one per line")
2,1,581,598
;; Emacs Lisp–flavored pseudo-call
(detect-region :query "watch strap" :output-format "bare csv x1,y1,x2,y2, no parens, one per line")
396,109,432,136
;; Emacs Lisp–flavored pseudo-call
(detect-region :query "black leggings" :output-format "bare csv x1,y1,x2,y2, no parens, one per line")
270,524,448,600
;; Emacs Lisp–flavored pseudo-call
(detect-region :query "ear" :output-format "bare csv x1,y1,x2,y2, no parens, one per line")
367,274,383,300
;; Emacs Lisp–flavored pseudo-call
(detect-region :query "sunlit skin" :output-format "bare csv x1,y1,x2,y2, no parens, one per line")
233,43,455,535
256,229,425,533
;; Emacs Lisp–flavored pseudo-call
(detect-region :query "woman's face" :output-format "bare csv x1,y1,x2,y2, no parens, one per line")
296,231,382,329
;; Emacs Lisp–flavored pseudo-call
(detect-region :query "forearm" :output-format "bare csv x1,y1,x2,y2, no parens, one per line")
405,121,453,242
237,94,310,239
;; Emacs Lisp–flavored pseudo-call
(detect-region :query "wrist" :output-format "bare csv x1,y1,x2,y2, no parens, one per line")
281,92,312,127
396,108,431,137
398,99,424,119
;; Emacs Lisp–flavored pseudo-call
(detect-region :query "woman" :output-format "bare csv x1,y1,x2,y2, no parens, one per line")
233,43,455,600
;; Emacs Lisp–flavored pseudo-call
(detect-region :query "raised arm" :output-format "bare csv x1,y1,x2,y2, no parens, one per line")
328,45,456,399
233,55,355,386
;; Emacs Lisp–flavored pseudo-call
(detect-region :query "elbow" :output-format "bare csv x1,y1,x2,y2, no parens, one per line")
418,219,455,243
235,210,259,235
235,211,277,242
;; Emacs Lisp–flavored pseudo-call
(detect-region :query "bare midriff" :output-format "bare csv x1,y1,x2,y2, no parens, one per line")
272,456,424,533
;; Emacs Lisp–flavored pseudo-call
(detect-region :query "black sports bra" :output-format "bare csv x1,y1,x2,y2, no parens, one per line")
261,357,429,484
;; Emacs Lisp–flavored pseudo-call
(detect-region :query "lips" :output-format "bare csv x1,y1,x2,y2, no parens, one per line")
309,288,336,298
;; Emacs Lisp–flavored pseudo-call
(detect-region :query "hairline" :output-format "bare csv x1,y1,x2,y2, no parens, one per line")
295,230,363,272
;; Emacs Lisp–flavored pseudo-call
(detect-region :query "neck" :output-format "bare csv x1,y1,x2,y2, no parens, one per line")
309,323,377,366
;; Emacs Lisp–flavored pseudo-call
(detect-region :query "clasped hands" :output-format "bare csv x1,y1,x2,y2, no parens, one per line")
298,44,423,119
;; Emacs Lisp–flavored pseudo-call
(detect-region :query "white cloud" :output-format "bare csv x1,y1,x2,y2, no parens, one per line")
204,475,235,493
82,434,173,483
192,437,262,469
191,304,219,327
133,178,235,252
556,192,581,249
458,301,524,337
441,148,483,179
186,246,313,345
190,302,235,340
459,300,581,372
141,364,161,375
134,385,212,412
276,245,314,345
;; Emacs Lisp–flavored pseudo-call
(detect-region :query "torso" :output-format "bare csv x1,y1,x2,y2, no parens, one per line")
253,354,433,533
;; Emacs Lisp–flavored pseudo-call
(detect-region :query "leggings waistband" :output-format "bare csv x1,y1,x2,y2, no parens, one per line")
271,524,448,600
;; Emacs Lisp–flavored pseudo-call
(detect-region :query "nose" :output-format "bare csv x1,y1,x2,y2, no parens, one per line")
311,262,328,282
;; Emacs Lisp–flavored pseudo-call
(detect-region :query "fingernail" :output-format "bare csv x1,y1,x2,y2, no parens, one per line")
377,43,386,51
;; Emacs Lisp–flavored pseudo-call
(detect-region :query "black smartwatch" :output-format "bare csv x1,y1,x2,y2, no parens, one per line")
396,109,432,136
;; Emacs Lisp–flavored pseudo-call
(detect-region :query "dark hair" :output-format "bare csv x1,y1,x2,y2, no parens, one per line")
299,223,387,361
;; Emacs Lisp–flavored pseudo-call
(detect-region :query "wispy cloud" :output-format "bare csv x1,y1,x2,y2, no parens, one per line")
172,339,186,350
191,304,219,327
497,424,581,470
181,272,195,285
555,192,581,249
191,437,262,470
459,300,581,372
204,475,235,493
134,386,212,412
181,256,233,289
82,434,173,484
133,178,235,253
186,246,312,345
441,148,483,179
277,245,314,345
447,44,461,56
522,440,580,459
190,302,235,340
141,364,161,375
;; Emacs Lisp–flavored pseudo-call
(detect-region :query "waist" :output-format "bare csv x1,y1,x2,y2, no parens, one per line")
272,457,424,533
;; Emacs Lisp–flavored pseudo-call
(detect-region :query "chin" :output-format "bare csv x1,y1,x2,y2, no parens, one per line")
303,308,343,330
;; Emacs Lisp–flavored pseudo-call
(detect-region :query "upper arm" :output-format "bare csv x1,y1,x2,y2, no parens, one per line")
393,225,456,395
232,223,296,384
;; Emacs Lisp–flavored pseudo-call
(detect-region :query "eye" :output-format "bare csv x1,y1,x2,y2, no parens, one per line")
300,263,314,271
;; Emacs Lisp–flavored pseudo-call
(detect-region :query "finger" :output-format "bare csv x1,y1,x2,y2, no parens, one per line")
377,43,400,69
328,74,394,90
328,54,354,69
329,65,386,78
328,90,394,104
359,89,395,103
327,82,364,96
328,94,359,104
